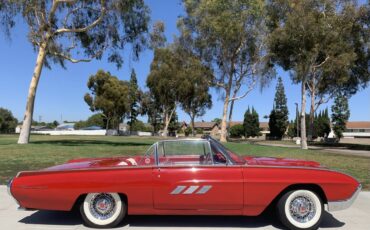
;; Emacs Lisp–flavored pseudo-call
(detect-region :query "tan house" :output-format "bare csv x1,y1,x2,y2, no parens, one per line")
181,122,220,136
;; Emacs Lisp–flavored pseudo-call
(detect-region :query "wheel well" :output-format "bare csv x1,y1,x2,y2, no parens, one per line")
264,184,328,213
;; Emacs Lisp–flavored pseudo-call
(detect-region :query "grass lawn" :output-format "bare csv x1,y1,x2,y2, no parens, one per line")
0,134,369,190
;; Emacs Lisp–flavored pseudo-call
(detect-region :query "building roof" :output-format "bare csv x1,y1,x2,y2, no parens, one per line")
229,121,269,129
346,121,370,129
193,122,218,129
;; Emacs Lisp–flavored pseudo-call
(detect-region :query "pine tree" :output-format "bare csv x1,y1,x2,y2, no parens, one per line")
243,107,260,137
316,108,331,138
128,69,139,132
243,107,252,137
331,94,350,140
251,107,261,137
268,77,289,139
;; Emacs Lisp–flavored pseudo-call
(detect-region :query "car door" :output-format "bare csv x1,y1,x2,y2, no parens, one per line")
152,140,243,210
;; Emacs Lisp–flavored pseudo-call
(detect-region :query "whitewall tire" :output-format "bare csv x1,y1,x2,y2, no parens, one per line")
277,189,323,230
80,193,126,228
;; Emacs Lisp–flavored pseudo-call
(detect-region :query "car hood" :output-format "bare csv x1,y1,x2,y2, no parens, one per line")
244,156,322,168
44,157,140,171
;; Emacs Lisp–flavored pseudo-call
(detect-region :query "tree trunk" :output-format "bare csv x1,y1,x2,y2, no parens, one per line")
228,99,235,128
162,110,168,136
300,81,308,149
220,90,230,143
308,84,315,141
190,114,195,137
162,107,175,137
308,88,315,141
105,117,110,135
18,43,47,144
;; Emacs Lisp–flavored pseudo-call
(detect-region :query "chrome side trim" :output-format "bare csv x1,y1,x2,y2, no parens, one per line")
183,185,200,194
327,184,362,212
170,186,187,194
196,185,212,194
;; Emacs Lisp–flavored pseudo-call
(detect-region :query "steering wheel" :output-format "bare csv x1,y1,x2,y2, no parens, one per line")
214,152,227,163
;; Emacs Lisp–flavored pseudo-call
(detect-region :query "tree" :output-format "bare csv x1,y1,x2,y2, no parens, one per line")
230,124,244,138
0,108,18,133
287,121,296,139
84,70,130,132
211,118,222,125
176,47,213,136
243,107,260,137
140,91,162,134
268,77,289,139
267,0,369,149
147,47,183,136
167,111,180,135
130,120,151,132
316,109,331,138
128,69,140,132
0,1,149,144
179,0,274,142
74,113,106,130
331,93,350,140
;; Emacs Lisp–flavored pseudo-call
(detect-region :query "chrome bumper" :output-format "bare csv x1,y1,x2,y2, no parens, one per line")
327,184,362,212
7,178,21,207
7,178,13,197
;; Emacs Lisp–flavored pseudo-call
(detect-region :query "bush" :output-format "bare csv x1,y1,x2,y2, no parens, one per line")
229,124,244,138
130,120,152,132
196,128,203,134
184,127,192,136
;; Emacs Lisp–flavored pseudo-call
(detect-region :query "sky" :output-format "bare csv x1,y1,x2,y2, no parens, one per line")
0,0,369,124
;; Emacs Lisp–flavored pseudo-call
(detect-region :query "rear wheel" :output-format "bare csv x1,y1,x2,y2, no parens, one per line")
277,189,323,230
80,193,126,228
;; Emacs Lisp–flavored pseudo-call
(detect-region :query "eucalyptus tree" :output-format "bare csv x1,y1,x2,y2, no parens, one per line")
176,48,213,136
179,0,274,142
0,0,149,143
146,48,181,136
84,70,130,132
267,0,369,149
140,91,162,134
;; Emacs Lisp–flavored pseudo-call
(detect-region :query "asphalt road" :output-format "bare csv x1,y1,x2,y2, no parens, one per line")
1,186,369,230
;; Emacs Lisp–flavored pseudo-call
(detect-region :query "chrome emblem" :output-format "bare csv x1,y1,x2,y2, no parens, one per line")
170,185,212,195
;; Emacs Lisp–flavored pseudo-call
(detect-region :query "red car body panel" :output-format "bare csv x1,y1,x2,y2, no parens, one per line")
9,140,360,217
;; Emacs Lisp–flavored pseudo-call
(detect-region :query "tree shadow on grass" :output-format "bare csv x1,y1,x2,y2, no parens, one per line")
310,142,370,151
30,139,152,147
18,210,344,229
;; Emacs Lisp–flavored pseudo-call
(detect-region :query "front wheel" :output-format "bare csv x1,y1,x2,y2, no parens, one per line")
80,193,126,228
277,190,323,230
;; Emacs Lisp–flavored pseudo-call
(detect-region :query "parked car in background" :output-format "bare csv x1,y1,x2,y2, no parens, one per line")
8,136,361,230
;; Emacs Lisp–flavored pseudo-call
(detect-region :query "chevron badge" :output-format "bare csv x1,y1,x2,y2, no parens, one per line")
170,185,212,195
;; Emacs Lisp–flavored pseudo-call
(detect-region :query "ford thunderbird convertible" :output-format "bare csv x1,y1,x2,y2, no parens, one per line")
8,136,361,229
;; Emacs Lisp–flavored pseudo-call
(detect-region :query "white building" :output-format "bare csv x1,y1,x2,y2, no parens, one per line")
343,121,370,138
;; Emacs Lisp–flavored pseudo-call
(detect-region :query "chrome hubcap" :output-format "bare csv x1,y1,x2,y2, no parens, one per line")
289,195,316,223
89,193,116,220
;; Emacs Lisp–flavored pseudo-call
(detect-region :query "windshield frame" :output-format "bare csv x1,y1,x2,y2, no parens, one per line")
207,137,246,165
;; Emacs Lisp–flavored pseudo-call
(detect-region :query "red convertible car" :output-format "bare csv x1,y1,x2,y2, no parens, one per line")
8,136,361,230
